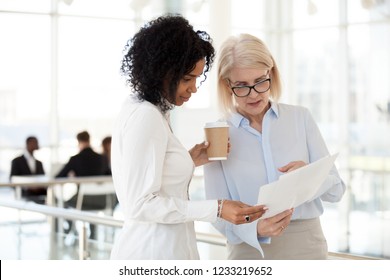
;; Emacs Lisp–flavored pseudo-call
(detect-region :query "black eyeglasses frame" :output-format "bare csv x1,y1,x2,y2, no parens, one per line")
229,78,271,98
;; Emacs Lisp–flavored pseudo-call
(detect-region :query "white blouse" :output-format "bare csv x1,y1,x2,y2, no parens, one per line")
110,96,218,260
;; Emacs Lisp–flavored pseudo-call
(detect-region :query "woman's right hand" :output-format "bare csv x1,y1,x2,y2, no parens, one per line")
220,200,268,225
256,209,293,237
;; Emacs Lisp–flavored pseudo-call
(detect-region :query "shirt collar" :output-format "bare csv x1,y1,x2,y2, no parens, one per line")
229,101,279,128
23,150,34,160
270,101,279,117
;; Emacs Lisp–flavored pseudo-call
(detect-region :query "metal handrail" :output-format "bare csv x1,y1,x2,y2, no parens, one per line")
0,199,381,260
0,199,122,227
0,199,226,259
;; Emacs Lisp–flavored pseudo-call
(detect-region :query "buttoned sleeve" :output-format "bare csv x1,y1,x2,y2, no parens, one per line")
303,108,346,202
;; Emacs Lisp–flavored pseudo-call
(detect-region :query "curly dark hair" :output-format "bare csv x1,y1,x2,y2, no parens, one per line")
121,14,215,113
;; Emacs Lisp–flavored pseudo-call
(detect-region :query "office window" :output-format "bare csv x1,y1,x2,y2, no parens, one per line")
348,23,390,155
348,0,390,23
231,0,267,35
289,0,390,258
1,0,390,259
0,13,51,176
55,16,135,162
58,0,135,18
0,0,51,13
293,0,339,28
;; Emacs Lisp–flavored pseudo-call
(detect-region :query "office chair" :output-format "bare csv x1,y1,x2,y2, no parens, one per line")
64,182,117,245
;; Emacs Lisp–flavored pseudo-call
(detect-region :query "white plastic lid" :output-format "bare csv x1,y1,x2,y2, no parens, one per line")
204,121,229,128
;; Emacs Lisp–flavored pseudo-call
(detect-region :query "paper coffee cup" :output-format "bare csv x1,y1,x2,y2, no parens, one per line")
204,121,229,160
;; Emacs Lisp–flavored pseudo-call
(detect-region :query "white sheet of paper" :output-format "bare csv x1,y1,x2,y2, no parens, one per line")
257,153,338,219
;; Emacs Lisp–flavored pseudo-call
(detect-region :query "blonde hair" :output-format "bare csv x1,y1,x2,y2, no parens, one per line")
217,33,282,116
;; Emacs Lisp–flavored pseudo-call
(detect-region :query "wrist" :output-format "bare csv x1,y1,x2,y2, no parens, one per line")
217,199,225,218
256,220,265,237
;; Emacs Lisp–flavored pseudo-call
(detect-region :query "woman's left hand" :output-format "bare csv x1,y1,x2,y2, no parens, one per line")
189,141,210,167
278,160,306,173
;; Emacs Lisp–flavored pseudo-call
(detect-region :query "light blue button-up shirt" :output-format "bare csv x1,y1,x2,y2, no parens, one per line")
204,102,345,254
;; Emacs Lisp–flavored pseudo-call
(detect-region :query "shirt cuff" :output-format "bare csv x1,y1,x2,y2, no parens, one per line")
235,221,264,257
258,236,271,244
187,200,218,223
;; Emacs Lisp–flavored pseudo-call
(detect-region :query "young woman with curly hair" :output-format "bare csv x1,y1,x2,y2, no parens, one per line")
110,15,267,260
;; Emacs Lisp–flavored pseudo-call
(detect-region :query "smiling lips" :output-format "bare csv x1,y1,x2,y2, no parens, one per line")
181,96,190,102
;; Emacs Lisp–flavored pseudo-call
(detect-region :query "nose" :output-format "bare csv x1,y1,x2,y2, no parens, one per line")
188,80,197,93
248,88,257,97
248,87,257,97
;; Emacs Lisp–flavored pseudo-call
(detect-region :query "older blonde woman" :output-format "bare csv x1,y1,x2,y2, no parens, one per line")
204,33,345,260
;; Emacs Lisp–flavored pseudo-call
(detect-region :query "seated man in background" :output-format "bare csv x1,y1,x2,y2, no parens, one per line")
56,130,106,210
101,136,112,175
10,136,47,204
56,131,106,239
101,135,119,211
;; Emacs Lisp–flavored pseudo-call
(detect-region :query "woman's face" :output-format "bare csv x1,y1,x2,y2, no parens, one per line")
173,59,206,106
228,67,270,119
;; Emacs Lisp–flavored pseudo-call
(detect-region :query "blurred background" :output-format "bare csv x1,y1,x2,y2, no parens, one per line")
0,0,390,259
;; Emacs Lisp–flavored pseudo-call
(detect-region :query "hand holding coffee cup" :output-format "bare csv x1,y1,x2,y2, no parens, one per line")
189,141,210,167
204,121,229,160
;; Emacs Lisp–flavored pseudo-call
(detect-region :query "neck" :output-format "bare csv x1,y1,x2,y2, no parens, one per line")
237,102,271,133
79,142,90,151
26,150,34,157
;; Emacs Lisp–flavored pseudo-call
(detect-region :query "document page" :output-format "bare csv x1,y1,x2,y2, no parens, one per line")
257,153,338,219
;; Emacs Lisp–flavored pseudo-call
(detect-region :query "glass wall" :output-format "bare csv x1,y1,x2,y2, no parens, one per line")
1,0,390,259
0,11,52,176
285,0,390,258
0,0,147,177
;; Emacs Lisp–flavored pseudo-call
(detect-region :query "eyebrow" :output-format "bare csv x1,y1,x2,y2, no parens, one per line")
231,73,269,85
184,73,202,79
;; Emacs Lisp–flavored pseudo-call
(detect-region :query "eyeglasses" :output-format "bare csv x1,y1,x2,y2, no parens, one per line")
230,78,271,97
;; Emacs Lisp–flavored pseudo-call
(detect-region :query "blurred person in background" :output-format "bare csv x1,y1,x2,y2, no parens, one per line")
10,136,47,204
56,130,106,238
101,135,118,210
101,136,112,175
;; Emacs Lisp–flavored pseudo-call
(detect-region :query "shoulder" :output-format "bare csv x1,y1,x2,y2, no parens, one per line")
68,154,79,162
136,101,164,120
80,148,100,157
119,97,166,129
276,103,318,131
276,103,311,118
12,155,24,163
276,103,308,112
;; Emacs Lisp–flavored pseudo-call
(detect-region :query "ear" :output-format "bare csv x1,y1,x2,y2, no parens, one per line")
224,79,233,95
